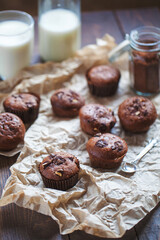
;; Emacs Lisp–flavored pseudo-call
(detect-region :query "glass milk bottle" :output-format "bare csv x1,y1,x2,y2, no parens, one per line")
0,10,34,80
38,0,81,62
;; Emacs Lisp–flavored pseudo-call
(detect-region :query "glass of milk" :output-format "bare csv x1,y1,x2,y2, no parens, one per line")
0,10,34,80
38,0,81,62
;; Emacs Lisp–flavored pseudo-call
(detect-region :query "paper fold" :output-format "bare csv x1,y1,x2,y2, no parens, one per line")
0,34,160,238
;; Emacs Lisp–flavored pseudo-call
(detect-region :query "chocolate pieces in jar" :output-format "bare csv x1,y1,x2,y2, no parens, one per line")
129,27,160,96
130,43,160,95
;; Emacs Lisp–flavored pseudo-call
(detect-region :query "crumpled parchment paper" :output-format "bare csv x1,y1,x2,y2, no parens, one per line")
0,34,160,238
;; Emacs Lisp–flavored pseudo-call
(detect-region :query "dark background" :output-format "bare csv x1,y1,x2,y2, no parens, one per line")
0,0,160,15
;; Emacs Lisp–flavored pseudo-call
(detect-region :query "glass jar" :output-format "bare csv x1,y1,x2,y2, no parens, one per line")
38,0,81,62
109,26,160,96
0,10,34,80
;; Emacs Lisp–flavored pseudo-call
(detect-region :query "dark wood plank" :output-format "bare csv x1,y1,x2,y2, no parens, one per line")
81,0,160,11
0,204,69,240
81,11,123,46
114,7,160,37
135,203,160,240
1,0,160,15
69,228,138,240
0,155,18,195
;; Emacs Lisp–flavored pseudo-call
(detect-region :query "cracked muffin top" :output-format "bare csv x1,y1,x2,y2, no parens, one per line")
39,152,80,181
51,88,85,117
0,112,25,151
118,96,157,133
87,133,128,161
79,104,116,135
3,92,40,123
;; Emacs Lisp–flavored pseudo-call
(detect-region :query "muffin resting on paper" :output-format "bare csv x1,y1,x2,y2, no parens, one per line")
39,152,80,191
0,112,25,151
87,133,128,169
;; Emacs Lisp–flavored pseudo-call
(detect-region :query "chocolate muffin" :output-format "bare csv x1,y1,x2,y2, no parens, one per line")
51,88,85,118
86,65,121,97
39,152,80,190
3,92,40,123
118,96,157,133
86,133,128,169
79,104,116,135
0,112,25,151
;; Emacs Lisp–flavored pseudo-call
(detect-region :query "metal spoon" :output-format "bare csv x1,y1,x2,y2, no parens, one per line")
121,138,158,173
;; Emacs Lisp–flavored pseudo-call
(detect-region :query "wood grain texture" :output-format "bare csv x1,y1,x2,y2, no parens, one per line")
0,7,160,240
1,0,160,15
0,155,68,240
0,204,69,240
0,155,18,195
81,0,160,11
81,11,123,46
135,203,160,240
69,228,138,240
115,7,160,36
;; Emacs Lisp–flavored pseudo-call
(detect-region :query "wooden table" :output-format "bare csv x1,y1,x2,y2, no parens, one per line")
0,7,160,240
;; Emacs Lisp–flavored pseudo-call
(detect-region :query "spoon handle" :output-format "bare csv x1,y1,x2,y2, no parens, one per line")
134,138,158,165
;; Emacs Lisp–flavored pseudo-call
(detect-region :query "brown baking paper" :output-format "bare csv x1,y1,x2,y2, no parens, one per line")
0,34,160,238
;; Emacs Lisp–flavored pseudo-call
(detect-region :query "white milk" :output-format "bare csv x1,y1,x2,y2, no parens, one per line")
39,9,81,61
0,20,33,80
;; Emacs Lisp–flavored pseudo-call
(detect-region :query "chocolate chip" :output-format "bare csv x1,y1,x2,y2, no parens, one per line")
26,101,34,108
54,156,66,165
113,141,123,152
68,97,74,102
133,98,139,104
12,94,19,99
68,157,74,161
133,104,139,111
89,118,96,123
143,110,148,116
111,145,116,150
42,161,52,169
95,106,100,111
49,154,55,159
44,154,66,167
95,139,108,148
110,121,115,128
99,123,107,132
